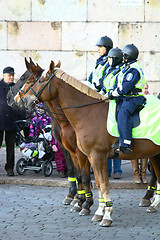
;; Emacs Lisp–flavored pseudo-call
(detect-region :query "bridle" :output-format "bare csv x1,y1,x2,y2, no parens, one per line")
18,70,46,103
19,68,108,110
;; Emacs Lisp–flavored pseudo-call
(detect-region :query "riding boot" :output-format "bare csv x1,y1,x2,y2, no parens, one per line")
131,160,141,183
140,158,148,184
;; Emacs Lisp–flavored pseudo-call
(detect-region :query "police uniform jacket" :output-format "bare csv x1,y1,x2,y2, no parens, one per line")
113,60,145,97
88,55,109,91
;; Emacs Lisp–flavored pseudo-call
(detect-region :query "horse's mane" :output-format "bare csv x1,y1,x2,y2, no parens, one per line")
55,69,106,100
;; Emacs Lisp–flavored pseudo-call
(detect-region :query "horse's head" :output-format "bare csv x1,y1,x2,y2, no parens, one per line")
7,57,37,108
14,60,61,109
14,59,45,109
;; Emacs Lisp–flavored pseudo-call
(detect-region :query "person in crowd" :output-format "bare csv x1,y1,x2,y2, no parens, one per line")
108,44,146,154
142,83,150,95
107,159,122,179
0,66,25,176
131,83,150,183
87,35,113,92
28,103,67,178
23,108,36,138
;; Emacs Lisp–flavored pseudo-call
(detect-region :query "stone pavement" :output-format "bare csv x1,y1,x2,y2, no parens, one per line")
0,185,160,240
0,147,159,240
0,147,151,189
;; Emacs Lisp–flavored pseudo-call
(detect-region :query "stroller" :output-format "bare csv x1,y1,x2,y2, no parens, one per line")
15,120,55,177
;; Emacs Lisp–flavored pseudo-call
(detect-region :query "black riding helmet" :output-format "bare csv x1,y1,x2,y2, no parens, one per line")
123,44,139,62
108,47,123,67
96,36,113,55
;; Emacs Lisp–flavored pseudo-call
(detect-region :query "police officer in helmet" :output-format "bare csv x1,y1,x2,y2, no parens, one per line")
100,47,124,94
87,36,113,92
123,44,139,63
109,44,146,154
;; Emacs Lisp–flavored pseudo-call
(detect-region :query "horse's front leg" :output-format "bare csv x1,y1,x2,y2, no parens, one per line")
62,151,77,205
99,186,113,227
91,155,113,227
147,182,160,213
69,153,86,212
79,158,93,216
91,189,105,222
139,160,156,207
146,155,160,213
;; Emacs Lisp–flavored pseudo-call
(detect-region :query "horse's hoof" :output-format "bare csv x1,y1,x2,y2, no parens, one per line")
146,206,157,213
99,219,113,227
70,203,82,213
139,199,151,207
91,214,103,222
70,198,79,206
62,197,73,205
79,208,91,216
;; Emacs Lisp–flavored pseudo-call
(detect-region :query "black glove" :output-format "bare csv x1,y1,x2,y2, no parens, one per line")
108,90,114,100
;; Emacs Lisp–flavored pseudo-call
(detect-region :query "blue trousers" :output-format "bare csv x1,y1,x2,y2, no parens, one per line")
107,159,122,175
117,96,145,148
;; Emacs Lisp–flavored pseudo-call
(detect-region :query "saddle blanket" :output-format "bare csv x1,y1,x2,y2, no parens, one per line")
107,95,160,145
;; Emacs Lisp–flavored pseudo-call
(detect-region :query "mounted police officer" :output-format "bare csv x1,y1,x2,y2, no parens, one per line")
100,47,124,179
100,47,124,94
108,44,146,154
87,36,113,92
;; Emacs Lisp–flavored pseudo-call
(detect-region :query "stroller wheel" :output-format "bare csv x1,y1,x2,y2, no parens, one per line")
42,160,53,177
16,158,27,175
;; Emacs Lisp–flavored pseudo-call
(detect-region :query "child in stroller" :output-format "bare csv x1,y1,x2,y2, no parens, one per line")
16,120,56,177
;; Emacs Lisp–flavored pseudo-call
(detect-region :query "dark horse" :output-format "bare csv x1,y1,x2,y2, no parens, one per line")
7,59,93,215
14,60,160,227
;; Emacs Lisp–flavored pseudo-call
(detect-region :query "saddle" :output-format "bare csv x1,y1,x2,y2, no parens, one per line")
107,95,160,146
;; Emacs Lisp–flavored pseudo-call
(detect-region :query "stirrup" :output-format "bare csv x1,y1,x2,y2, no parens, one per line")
111,138,120,151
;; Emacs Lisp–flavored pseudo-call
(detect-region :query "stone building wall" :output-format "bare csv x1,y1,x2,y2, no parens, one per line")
0,0,159,95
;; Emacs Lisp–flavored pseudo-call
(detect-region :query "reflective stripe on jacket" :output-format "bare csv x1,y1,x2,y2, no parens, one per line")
103,65,124,92
91,61,108,86
117,61,146,92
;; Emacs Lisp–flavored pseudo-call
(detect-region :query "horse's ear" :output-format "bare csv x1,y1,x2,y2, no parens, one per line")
30,64,44,77
36,63,43,70
55,60,61,68
25,57,31,71
49,61,55,73
30,64,38,76
29,57,36,67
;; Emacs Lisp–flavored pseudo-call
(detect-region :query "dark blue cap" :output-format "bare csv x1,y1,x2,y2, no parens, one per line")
3,66,15,74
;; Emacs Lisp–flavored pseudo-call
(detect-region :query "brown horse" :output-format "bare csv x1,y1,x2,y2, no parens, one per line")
12,59,93,215
14,60,160,227
7,60,79,205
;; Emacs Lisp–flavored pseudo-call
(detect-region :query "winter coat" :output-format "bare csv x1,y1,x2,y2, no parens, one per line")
0,79,25,131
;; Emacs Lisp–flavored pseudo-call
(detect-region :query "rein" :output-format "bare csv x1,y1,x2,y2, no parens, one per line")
47,98,108,110
20,69,108,112
33,69,108,109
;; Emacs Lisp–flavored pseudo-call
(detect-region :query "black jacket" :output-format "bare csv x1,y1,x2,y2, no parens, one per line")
0,79,25,131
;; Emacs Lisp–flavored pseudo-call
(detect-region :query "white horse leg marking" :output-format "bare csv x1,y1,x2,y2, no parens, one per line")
99,193,113,226
92,195,105,222
102,201,113,221
147,182,160,212
94,200,105,216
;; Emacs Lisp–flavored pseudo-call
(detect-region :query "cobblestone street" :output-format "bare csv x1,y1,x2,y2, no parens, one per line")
0,185,160,240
